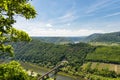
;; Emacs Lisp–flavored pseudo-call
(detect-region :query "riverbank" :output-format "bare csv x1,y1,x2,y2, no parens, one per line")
20,62,78,80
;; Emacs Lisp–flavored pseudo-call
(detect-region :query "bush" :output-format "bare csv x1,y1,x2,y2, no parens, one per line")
0,61,30,80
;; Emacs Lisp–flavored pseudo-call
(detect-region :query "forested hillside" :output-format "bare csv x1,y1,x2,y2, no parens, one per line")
1,38,119,68
31,31,120,44
12,39,95,69
86,46,120,64
85,31,120,42
1,38,120,80
32,37,85,44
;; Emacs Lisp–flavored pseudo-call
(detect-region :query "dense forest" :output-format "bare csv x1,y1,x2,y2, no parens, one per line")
84,31,120,42
12,39,95,69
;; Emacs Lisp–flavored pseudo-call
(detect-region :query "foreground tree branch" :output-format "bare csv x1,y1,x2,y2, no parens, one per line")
0,0,36,56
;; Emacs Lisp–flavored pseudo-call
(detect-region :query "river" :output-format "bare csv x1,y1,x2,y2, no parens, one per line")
21,62,77,80
31,69,75,80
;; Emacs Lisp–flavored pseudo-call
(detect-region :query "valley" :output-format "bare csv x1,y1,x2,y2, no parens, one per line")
0,31,120,80
1,0,120,80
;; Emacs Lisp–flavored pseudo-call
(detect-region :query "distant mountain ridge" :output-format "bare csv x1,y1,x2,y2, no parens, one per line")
31,31,120,43
31,37,85,44
85,31,120,42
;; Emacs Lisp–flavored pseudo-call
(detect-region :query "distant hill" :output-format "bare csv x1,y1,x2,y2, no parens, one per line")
31,31,120,44
31,37,85,44
83,33,102,42
84,31,120,43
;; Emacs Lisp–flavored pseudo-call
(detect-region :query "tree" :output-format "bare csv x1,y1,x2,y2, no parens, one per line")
0,61,30,80
0,0,36,56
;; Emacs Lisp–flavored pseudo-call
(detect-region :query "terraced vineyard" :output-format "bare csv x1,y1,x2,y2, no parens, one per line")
82,62,120,74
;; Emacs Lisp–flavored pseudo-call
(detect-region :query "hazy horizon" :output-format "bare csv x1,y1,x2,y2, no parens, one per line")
30,31,119,37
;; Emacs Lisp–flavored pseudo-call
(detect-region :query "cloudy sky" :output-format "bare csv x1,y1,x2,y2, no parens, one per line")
14,0,120,36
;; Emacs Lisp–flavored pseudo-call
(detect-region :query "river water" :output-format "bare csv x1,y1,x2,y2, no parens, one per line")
31,68,75,80
22,62,77,80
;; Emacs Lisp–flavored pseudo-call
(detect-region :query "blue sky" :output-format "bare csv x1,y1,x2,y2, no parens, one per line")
14,0,120,36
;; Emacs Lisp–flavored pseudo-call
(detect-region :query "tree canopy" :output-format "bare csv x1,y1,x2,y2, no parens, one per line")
0,0,36,56
0,61,30,80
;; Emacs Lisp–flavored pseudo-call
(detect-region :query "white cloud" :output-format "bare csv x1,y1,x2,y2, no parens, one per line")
46,8,79,25
51,12,79,25
86,0,119,14
46,23,53,27
14,17,53,31
13,16,119,37
67,23,71,26
28,28,104,37
59,12,74,20
104,12,120,17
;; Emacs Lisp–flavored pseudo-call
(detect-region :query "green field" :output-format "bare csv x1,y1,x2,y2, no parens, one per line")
82,62,120,74
86,46,120,64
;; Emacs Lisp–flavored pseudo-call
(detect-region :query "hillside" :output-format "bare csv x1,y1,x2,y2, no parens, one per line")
12,40,95,69
31,31,120,44
1,38,120,79
86,46,120,64
31,37,85,44
85,31,120,42
1,38,120,66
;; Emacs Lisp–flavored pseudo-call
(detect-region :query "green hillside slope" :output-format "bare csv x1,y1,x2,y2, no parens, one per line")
86,46,120,64
31,37,85,44
85,31,120,42
1,39,120,79
12,40,95,69
31,31,120,43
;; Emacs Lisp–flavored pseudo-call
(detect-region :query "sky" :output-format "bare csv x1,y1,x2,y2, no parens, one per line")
14,0,120,37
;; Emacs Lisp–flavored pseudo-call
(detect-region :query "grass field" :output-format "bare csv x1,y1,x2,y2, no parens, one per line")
89,42,120,46
82,62,120,74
